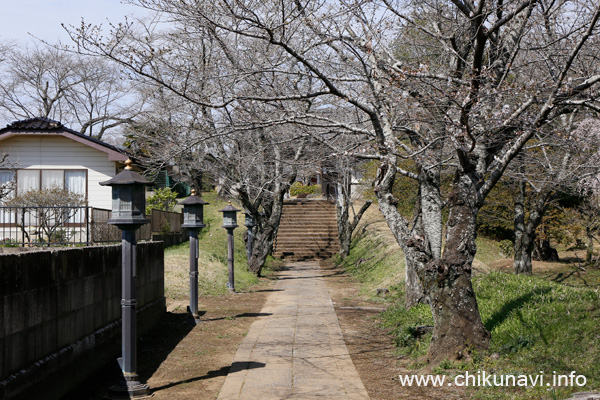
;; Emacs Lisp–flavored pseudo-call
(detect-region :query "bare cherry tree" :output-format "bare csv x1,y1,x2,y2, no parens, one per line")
511,117,600,274
0,44,142,139
67,0,600,363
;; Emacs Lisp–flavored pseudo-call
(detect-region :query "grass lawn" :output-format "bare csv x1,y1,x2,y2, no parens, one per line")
163,192,259,299
339,209,600,400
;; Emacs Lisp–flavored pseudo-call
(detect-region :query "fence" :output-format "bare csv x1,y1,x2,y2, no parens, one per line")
90,208,152,243
0,206,90,246
0,206,182,246
0,242,165,400
150,208,183,233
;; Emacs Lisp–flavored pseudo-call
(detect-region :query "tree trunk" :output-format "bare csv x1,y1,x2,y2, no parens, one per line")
418,178,490,364
420,170,443,259
513,182,552,275
513,232,535,275
336,180,351,259
404,170,443,307
404,250,429,307
374,159,488,363
336,179,372,260
533,236,559,262
247,225,276,277
247,192,286,277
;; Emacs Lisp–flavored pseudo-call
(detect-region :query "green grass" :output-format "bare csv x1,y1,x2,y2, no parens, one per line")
334,232,405,297
164,192,259,298
339,225,600,399
475,236,506,267
379,272,600,399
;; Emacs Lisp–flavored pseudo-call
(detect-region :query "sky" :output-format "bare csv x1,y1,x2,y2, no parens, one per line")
0,0,146,45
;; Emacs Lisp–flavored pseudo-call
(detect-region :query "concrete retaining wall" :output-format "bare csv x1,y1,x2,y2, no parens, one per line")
0,242,166,400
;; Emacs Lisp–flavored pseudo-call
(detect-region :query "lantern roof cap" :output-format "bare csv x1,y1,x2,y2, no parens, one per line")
99,159,155,186
218,201,241,213
178,189,210,206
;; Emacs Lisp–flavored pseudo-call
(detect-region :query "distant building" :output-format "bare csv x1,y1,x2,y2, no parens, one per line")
0,117,129,210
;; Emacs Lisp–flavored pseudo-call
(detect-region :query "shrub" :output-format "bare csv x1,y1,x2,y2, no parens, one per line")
147,187,178,211
7,186,86,245
290,182,320,197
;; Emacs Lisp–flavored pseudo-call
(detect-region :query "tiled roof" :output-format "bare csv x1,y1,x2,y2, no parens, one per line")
0,117,128,158
5,117,64,130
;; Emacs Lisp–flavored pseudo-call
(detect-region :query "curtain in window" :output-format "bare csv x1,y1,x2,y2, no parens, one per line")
17,170,40,195
42,170,63,190
66,171,86,223
16,170,40,226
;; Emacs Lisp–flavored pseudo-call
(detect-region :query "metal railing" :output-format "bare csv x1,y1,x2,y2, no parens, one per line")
0,206,182,247
0,206,90,246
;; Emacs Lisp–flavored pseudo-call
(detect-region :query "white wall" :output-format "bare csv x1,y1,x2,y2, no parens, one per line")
0,135,116,210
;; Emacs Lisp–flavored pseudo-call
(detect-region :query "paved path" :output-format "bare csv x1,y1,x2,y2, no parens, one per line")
217,261,370,400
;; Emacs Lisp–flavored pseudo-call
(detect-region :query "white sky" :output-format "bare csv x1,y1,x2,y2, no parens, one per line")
0,0,145,45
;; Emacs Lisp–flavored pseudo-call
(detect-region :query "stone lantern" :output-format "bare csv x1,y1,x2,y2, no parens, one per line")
219,201,240,291
100,159,154,399
178,190,209,322
102,160,151,228
220,201,240,229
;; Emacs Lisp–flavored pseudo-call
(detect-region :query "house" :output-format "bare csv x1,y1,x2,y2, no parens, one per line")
0,117,129,210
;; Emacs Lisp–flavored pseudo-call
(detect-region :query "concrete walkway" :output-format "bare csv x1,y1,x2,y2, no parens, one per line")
217,261,370,400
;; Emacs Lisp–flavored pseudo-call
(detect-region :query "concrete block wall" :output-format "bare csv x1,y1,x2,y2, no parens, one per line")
0,242,166,400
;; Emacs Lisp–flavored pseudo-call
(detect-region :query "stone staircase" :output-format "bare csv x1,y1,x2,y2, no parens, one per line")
273,200,340,261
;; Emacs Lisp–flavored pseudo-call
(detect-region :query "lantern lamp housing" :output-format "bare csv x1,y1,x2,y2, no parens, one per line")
244,211,256,228
219,201,240,229
179,190,209,229
99,159,154,228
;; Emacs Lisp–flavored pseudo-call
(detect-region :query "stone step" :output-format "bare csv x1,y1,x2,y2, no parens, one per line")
277,227,337,233
278,220,337,226
279,215,336,220
277,227,338,232
276,233,339,239
274,241,339,247
272,253,337,260
275,237,339,243
275,200,339,260
272,250,338,256
281,210,336,219
274,242,339,248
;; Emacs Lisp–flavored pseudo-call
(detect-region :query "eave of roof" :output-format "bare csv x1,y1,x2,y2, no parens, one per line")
0,117,129,162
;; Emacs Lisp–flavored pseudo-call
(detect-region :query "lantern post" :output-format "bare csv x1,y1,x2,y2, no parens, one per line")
219,201,240,292
178,189,208,323
100,159,154,399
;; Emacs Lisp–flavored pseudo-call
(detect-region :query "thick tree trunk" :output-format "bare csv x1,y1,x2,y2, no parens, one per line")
418,178,490,364
404,170,443,307
247,193,285,277
513,233,535,275
420,170,443,259
533,236,559,262
247,226,276,277
404,250,429,307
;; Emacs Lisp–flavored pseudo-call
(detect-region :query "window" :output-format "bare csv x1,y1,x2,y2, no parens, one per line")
0,170,15,224
15,169,87,198
0,170,15,198
10,169,87,224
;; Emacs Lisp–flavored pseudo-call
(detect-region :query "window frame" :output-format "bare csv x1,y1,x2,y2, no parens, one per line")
1,168,89,228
